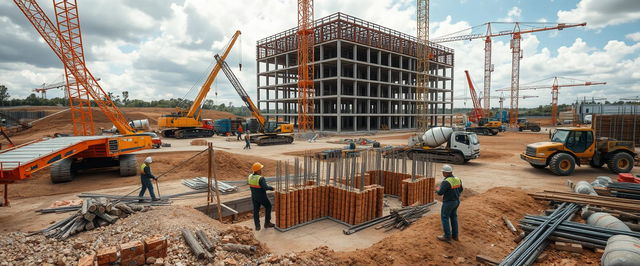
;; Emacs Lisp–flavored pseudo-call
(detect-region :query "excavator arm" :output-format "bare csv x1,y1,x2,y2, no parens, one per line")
214,54,266,128
186,30,241,119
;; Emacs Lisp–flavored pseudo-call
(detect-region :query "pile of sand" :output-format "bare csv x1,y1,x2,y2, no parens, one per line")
11,149,277,199
7,106,238,145
266,187,600,265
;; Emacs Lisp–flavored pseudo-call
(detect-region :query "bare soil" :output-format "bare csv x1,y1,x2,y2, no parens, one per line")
267,187,600,265
6,106,237,145
9,150,276,199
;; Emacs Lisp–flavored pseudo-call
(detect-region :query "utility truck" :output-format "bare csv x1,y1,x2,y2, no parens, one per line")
521,127,635,176
388,127,480,164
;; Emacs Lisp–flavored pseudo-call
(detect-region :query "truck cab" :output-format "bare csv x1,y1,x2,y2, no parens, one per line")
450,131,481,161
521,127,635,175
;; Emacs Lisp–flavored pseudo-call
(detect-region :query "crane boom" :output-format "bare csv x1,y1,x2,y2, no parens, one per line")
14,0,134,134
432,22,586,43
214,54,266,128
464,70,483,122
187,30,241,119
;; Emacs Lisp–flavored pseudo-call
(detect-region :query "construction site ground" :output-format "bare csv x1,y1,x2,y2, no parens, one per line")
1,117,638,264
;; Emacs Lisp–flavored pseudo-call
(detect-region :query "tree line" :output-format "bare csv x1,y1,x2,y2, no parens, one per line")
0,85,251,117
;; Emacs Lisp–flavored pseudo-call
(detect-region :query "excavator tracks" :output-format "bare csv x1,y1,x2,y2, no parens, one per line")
253,134,294,146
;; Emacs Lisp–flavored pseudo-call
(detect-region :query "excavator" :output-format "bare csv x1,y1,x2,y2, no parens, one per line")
158,31,241,139
214,54,294,145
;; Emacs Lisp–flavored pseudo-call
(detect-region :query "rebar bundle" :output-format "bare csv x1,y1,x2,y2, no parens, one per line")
499,203,578,266
182,177,237,192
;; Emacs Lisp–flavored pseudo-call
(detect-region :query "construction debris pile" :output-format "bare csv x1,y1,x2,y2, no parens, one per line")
181,228,258,262
77,235,168,266
35,198,150,240
344,201,437,235
273,149,436,231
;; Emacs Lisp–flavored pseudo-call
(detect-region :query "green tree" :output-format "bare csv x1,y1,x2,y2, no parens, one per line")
0,85,10,106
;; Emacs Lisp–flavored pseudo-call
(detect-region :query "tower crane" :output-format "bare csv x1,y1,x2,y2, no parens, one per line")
297,0,315,131
433,21,586,126
9,0,153,186
497,77,606,125
416,0,430,131
33,77,100,98
158,31,241,139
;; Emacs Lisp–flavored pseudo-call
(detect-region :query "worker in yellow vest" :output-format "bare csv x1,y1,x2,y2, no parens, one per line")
436,164,463,242
139,157,159,202
248,162,274,231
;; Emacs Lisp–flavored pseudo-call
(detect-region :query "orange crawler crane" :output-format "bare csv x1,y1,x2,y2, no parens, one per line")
0,0,152,205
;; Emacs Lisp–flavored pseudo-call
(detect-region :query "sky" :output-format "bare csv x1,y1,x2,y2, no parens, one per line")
0,0,639,109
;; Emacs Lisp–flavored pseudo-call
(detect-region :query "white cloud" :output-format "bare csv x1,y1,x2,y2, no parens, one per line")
500,7,522,22
627,32,640,42
557,0,640,29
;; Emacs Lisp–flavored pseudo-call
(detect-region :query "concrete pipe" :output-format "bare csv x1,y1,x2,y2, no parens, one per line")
602,235,640,266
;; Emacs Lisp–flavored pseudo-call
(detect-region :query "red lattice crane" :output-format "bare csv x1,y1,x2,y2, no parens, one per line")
497,77,606,125
432,22,586,127
297,0,315,131
14,0,136,135
463,70,483,123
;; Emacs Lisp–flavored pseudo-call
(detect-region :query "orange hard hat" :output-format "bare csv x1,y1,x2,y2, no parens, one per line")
252,162,264,172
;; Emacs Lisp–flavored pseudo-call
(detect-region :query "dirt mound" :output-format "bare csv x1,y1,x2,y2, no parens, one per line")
267,187,549,265
0,206,267,265
11,149,277,199
8,106,237,145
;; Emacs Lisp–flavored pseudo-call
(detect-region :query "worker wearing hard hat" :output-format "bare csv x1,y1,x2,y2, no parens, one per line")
248,162,275,231
436,164,463,242
139,156,159,202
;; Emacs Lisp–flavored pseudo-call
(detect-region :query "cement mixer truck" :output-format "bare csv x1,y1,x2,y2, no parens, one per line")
389,127,480,164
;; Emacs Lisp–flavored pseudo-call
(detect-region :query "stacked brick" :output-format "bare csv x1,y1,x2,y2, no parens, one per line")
400,177,436,207
78,235,168,266
275,185,384,229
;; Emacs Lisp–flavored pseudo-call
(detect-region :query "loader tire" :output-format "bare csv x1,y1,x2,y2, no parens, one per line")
607,152,634,174
51,158,74,183
119,154,138,177
549,153,575,176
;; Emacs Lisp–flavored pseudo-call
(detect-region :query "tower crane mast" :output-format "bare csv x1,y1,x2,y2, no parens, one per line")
433,22,586,126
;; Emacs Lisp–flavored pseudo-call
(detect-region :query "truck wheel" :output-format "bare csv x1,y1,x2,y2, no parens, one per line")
549,153,575,176
518,127,523,132
452,153,465,165
119,154,138,176
607,152,634,173
51,158,74,183
530,163,546,169
532,126,541,132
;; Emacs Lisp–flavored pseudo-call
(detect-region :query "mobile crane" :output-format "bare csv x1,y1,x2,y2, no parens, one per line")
158,31,241,139
214,55,294,145
4,0,153,189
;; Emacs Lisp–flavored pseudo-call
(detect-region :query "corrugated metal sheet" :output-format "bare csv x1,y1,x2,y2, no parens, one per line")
0,136,108,170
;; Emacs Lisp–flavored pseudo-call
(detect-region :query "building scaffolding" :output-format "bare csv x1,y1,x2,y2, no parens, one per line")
256,12,454,132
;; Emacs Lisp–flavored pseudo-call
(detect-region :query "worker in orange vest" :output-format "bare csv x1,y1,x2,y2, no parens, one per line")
237,125,244,141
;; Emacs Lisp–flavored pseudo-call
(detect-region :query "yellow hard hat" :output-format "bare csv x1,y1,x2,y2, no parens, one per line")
252,162,264,172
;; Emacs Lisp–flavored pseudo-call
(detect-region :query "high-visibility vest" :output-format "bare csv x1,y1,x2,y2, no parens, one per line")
248,174,262,188
445,176,462,189
140,163,148,173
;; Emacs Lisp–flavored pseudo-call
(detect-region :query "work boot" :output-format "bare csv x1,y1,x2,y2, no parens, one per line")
138,199,144,203
264,222,275,228
452,236,459,241
255,225,261,231
152,198,161,201
437,235,451,242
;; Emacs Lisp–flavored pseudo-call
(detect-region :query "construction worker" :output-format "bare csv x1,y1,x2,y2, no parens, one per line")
436,164,463,242
139,157,159,202
248,162,274,231
237,125,244,141
243,131,251,150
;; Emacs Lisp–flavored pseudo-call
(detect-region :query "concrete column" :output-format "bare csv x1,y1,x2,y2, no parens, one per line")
337,40,342,133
